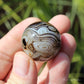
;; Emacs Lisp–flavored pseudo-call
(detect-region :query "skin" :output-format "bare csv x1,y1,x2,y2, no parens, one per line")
0,15,76,84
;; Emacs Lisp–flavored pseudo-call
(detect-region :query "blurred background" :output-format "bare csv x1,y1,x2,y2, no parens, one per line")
0,0,84,84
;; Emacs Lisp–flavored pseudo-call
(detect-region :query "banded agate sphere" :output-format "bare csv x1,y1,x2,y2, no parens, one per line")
22,22,61,61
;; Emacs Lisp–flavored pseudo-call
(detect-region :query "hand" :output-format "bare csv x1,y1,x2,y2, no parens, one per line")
0,15,76,84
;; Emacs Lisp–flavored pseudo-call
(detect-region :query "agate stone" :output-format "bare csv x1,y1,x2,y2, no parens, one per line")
22,22,61,61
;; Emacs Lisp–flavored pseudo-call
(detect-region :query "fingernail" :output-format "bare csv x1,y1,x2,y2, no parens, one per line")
13,53,30,76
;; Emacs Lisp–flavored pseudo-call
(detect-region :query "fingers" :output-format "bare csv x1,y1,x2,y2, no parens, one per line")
49,15,71,34
38,53,70,84
46,52,70,84
0,17,41,79
6,51,37,84
61,33,76,61
37,65,49,84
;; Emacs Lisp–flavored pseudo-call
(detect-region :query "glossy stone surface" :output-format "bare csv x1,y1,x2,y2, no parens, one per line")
22,22,61,61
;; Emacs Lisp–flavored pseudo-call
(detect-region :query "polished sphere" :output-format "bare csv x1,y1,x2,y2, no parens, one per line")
22,22,61,61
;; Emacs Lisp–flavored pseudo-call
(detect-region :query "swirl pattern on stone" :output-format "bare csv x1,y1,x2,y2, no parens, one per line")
22,22,61,61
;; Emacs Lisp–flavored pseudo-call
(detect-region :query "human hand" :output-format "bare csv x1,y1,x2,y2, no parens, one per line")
0,15,76,84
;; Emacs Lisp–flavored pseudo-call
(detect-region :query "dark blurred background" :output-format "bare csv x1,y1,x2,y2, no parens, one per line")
0,0,84,84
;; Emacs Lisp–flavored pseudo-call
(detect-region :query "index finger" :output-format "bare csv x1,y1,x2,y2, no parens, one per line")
0,17,41,58
0,17,41,79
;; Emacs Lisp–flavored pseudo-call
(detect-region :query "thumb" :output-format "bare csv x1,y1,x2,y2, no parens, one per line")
5,52,37,84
